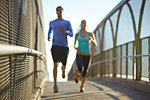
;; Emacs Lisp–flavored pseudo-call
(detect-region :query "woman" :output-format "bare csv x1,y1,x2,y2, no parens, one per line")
74,20,97,92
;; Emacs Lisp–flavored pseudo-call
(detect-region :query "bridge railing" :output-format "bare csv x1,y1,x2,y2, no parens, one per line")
0,44,48,100
90,0,150,82
0,0,48,100
68,0,150,82
89,37,150,82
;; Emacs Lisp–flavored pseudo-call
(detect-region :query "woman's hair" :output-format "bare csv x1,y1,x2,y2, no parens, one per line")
56,6,64,11
81,20,86,24
77,20,86,32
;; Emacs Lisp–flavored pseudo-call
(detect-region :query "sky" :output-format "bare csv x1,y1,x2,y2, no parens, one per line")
42,0,122,82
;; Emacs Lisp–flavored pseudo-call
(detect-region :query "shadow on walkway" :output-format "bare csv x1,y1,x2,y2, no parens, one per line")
41,80,150,100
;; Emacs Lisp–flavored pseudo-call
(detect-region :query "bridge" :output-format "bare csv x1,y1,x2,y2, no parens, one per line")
0,0,150,100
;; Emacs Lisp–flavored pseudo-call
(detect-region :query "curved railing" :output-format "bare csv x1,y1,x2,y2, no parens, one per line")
68,0,150,82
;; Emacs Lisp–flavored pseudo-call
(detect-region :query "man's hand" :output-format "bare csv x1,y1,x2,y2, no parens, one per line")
48,36,50,41
59,28,67,35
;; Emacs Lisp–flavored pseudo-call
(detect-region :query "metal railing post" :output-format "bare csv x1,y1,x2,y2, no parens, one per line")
9,55,13,100
126,43,128,79
113,47,117,78
149,38,150,82
34,55,37,88
120,46,122,78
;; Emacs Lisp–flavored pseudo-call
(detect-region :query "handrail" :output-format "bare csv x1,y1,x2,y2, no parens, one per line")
91,54,150,67
0,44,45,58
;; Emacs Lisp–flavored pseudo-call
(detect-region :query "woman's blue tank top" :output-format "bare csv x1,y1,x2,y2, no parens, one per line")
77,32,91,54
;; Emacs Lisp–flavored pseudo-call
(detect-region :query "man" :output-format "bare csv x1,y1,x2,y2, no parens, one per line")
48,6,73,93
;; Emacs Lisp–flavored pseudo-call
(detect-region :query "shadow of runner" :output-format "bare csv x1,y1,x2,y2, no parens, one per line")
41,81,135,100
87,81,120,100
88,79,150,100
41,91,111,100
41,91,80,98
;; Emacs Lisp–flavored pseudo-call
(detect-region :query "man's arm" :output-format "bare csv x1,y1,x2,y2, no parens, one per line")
48,22,52,41
67,21,73,37
59,21,73,37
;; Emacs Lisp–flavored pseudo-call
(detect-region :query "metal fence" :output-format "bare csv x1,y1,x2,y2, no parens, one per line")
68,0,150,82
0,0,48,100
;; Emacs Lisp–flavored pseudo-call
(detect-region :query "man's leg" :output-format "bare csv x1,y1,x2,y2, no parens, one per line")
51,45,59,92
61,47,69,78
61,65,66,78
53,62,59,93
53,62,58,86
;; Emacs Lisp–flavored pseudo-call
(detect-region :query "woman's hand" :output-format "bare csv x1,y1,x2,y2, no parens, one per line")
87,36,92,40
74,47,79,51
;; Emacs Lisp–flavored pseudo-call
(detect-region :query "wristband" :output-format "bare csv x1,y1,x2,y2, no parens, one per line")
66,31,69,35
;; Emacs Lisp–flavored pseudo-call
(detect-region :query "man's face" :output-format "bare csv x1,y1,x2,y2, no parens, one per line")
56,8,63,17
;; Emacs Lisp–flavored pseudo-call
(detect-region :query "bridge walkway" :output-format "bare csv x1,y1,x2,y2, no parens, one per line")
41,79,150,100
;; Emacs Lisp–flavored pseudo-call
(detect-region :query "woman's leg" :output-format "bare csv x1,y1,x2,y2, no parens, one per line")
80,55,91,92
75,55,83,83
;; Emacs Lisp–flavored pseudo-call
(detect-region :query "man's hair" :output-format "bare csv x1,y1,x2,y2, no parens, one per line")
56,6,64,11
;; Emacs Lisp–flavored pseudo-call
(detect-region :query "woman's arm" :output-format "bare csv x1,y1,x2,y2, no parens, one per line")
74,33,79,50
88,33,97,46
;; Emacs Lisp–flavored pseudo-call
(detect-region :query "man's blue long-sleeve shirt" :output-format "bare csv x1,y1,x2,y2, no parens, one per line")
48,19,73,47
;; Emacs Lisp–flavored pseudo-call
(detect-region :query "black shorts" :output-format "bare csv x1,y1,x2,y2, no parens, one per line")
51,45,69,66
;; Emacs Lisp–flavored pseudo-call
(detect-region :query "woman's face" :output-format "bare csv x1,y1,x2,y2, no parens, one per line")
81,20,86,28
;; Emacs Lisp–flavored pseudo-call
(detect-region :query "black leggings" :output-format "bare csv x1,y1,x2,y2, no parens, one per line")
76,54,91,77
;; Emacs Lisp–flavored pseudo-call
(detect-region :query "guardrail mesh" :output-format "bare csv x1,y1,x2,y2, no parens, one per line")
0,0,48,100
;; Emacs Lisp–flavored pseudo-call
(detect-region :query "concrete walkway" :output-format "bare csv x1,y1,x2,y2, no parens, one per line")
41,79,150,100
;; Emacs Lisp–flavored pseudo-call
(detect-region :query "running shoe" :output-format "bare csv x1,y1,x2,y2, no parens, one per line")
80,86,85,92
54,86,58,93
